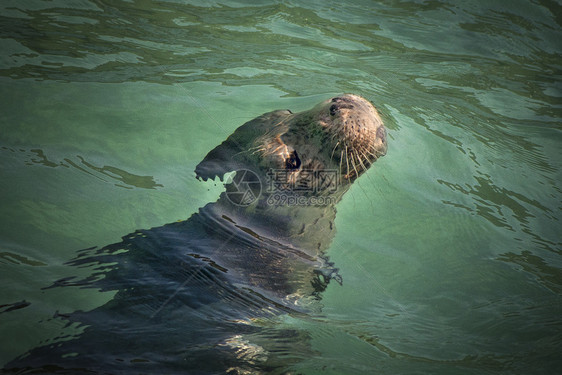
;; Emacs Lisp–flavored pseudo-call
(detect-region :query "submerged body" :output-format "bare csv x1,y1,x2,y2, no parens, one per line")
4,94,387,374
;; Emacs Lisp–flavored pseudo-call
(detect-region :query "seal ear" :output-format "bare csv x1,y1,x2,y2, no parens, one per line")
195,109,292,181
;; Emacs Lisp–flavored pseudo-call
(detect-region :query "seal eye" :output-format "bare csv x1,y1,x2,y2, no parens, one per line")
285,150,301,170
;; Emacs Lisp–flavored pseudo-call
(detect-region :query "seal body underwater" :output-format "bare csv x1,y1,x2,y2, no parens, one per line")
3,94,387,374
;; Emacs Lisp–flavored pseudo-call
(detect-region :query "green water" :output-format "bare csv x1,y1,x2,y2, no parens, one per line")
1,0,561,373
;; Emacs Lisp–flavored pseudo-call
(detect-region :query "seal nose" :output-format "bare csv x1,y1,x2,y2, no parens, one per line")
329,100,354,116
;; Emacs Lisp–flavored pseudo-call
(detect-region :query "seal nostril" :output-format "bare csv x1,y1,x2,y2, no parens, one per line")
330,104,338,116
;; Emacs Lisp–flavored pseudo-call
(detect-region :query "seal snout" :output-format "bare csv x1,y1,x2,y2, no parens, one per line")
324,94,387,180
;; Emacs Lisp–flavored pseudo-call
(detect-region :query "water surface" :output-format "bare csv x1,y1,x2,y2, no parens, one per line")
1,0,561,374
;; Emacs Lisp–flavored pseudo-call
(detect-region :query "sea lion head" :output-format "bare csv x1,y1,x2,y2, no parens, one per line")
258,94,387,184
195,94,387,199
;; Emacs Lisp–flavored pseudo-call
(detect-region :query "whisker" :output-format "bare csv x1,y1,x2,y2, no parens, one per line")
330,141,340,162
339,149,344,178
360,149,377,169
355,150,368,172
350,153,360,180
363,147,378,158
345,146,350,179
358,149,371,164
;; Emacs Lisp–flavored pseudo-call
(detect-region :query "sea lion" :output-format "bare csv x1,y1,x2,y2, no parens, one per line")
3,94,387,374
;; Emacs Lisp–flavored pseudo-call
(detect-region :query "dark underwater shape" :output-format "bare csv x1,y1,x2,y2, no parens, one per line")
4,95,387,374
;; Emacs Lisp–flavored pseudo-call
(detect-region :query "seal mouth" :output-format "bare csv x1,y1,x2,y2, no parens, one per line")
325,95,387,180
